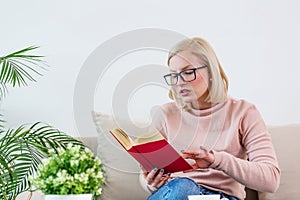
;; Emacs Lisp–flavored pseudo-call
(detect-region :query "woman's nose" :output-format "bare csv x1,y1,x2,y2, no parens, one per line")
176,75,186,85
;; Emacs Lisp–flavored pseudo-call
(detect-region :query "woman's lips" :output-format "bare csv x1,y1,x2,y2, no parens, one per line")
179,89,190,97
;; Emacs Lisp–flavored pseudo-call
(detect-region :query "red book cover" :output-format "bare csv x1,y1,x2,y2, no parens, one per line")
110,128,193,173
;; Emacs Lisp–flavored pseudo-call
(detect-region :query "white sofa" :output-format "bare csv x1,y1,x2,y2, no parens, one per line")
17,113,300,200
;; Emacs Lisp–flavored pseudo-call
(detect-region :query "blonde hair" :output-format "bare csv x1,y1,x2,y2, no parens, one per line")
167,37,228,108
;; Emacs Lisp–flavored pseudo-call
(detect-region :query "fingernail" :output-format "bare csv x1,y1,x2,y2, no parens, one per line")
153,167,158,171
180,149,184,153
160,169,164,173
167,173,171,176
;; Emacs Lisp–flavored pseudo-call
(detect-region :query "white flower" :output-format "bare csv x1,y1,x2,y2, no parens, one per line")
67,143,73,149
96,171,104,179
70,159,79,167
84,147,92,154
97,187,102,195
71,144,81,153
57,147,65,155
48,149,55,155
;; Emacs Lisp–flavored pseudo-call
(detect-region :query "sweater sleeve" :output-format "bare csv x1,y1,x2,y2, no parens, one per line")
210,105,280,193
149,105,168,137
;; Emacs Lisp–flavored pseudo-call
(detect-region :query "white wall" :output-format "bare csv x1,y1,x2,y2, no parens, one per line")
1,0,300,137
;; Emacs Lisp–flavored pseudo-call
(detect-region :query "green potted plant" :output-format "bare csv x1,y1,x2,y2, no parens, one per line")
30,144,105,200
0,46,84,200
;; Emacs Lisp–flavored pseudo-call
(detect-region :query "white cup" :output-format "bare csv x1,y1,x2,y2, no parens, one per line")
188,194,220,200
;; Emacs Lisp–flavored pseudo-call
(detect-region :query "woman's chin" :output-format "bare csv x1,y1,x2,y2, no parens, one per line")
181,96,194,104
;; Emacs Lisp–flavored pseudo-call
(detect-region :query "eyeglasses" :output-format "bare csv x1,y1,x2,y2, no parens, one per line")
163,65,208,86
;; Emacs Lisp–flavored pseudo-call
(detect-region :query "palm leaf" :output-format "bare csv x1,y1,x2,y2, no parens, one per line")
0,46,47,100
0,113,5,133
0,122,84,200
0,83,7,101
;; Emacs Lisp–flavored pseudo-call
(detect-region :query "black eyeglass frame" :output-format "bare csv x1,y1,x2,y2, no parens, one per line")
163,65,208,86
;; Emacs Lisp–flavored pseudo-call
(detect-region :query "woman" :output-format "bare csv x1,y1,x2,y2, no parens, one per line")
139,37,280,200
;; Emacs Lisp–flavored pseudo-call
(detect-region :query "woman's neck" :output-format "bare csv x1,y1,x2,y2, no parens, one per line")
191,92,213,110
191,100,213,110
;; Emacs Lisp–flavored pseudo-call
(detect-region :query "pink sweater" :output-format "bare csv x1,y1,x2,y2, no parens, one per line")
140,97,280,199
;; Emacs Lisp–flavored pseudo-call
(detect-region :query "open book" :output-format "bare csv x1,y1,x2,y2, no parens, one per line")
109,128,193,173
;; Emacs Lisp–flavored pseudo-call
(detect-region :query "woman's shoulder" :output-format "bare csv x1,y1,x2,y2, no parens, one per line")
227,96,258,111
151,102,180,117
161,102,180,113
161,102,178,109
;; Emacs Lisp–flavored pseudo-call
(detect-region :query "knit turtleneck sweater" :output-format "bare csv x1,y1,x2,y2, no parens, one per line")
140,97,280,199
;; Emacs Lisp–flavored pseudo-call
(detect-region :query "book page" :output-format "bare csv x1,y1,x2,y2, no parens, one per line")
133,130,165,145
110,128,134,150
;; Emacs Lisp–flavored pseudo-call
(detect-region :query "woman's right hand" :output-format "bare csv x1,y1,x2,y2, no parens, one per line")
142,167,171,190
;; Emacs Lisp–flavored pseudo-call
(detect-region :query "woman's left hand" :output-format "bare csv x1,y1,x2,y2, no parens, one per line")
181,146,215,169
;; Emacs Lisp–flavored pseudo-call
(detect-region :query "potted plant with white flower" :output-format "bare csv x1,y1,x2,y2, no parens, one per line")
30,144,105,200
0,46,87,199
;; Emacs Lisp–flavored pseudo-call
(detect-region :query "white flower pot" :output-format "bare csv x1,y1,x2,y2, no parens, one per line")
44,194,93,200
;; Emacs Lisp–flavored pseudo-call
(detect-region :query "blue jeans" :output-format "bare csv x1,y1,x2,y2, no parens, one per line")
147,177,238,200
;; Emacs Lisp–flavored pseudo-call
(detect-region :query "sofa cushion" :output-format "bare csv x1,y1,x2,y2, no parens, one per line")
92,111,149,200
258,125,300,200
